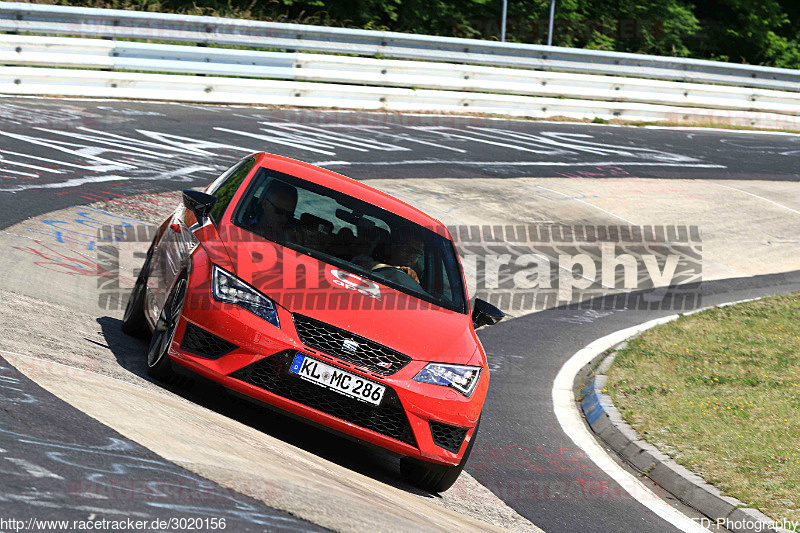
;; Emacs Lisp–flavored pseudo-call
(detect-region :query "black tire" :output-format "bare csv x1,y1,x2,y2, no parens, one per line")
400,418,480,493
121,242,154,338
146,274,188,384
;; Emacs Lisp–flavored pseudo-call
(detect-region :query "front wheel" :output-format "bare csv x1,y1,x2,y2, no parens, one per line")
400,418,480,493
146,275,187,384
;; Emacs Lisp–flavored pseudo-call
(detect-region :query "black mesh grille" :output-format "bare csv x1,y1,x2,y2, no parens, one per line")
180,323,238,359
429,420,469,453
229,352,416,447
292,314,411,375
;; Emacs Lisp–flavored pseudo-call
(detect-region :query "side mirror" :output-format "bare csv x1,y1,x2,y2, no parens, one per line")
472,298,505,329
183,190,217,223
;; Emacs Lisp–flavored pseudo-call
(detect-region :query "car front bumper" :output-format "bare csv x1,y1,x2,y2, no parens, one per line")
164,262,487,466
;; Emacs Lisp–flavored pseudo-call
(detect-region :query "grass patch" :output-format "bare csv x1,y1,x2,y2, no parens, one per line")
607,293,800,522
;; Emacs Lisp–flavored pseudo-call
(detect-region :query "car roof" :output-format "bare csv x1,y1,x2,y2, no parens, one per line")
251,152,452,238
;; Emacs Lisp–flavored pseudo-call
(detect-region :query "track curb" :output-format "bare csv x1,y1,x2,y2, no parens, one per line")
572,303,792,533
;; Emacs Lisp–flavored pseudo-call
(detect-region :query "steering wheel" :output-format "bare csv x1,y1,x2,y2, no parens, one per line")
373,265,421,286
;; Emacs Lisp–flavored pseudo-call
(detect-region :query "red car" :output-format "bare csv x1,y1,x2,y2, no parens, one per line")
122,152,504,492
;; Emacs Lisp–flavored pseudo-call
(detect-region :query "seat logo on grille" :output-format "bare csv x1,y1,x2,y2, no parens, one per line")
376,361,392,369
342,339,360,353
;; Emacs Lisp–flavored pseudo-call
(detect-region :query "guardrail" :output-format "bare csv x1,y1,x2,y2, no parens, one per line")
5,65,799,130
0,3,799,128
3,34,800,117
2,1,800,92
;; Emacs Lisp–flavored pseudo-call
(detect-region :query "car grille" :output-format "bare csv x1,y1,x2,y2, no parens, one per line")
429,420,469,453
292,314,411,376
229,351,416,447
180,323,238,359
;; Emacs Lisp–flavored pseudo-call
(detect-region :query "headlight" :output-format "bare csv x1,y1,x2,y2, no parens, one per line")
413,363,481,397
212,265,280,328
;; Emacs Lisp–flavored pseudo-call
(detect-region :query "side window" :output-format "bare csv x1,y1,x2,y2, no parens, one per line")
207,158,255,226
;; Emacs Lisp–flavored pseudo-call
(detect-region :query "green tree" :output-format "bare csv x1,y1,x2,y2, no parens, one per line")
690,0,799,67
35,0,800,68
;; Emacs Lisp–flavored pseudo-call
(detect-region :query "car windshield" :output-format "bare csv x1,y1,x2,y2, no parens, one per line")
232,167,467,313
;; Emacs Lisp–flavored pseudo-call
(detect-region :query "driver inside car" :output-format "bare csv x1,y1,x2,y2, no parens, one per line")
357,234,424,289
252,180,299,242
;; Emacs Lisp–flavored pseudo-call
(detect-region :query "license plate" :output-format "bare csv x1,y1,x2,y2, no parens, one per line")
289,354,386,406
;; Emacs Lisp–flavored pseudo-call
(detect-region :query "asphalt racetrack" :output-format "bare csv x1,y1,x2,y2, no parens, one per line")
1,96,799,533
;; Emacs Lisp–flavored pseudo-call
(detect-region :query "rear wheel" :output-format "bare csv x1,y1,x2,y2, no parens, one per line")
121,243,154,338
400,418,480,493
146,275,188,385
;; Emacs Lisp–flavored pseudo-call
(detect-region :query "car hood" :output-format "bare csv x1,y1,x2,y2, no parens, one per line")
226,240,478,365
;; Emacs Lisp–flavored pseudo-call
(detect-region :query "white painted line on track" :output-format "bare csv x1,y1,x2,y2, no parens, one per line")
642,125,800,137
261,122,410,152
0,165,215,193
552,315,710,532
0,169,39,178
363,119,470,153
711,182,800,216
0,175,128,193
0,159,64,174
214,127,336,155
385,134,469,153
411,128,557,154
313,161,353,168
552,297,762,533
69,507,151,518
310,160,727,168
4,457,64,479
0,150,101,170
